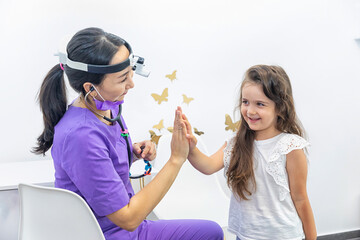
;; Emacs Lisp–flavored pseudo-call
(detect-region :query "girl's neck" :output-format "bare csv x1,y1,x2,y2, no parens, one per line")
255,129,282,141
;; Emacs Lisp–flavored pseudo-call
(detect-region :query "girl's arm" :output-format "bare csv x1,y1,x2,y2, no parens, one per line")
187,144,226,175
107,107,189,231
286,149,317,240
183,113,225,175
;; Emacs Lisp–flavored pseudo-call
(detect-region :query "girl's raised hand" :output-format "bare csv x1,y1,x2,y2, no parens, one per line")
170,107,189,163
182,113,197,153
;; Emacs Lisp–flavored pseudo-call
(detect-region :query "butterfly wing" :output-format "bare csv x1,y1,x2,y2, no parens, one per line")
194,127,204,136
151,93,161,104
151,88,168,104
149,130,161,145
182,94,194,105
165,70,177,81
225,114,236,132
153,119,164,131
161,88,169,98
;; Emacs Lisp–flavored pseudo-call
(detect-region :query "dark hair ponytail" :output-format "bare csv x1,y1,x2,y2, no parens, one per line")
33,64,67,155
33,27,126,155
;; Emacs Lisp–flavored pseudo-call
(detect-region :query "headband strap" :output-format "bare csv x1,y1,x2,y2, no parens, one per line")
55,41,134,74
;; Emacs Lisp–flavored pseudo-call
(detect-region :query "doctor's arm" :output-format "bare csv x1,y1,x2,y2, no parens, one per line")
107,108,189,231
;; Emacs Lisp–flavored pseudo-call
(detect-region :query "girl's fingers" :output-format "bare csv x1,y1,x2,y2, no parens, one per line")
181,122,187,137
183,118,192,133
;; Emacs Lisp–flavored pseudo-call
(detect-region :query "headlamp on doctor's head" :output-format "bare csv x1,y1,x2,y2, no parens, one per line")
56,40,150,77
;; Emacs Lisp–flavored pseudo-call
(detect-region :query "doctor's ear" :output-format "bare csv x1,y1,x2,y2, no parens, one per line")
83,83,96,97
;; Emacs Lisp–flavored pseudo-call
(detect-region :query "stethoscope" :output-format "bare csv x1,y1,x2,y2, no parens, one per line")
85,88,152,179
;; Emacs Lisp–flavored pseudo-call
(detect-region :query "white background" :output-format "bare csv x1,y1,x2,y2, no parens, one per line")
1,0,360,236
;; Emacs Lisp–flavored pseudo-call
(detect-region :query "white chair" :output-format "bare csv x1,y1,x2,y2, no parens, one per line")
18,183,105,240
151,134,236,240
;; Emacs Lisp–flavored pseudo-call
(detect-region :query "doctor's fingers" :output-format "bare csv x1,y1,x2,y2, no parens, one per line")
141,141,156,158
173,122,187,143
144,148,157,161
133,142,145,155
174,109,185,132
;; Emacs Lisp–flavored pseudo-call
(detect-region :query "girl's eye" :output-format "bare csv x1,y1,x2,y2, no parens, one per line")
257,102,265,106
242,100,248,105
120,78,127,83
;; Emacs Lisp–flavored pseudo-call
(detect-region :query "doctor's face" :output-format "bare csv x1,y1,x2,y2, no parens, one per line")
96,45,135,102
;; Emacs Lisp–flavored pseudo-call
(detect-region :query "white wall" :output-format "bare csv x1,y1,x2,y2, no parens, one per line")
1,0,359,236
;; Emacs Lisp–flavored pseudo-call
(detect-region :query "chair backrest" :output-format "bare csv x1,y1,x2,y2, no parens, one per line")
151,134,231,227
18,183,105,240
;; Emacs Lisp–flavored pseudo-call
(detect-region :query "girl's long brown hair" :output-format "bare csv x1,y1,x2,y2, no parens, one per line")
226,65,304,200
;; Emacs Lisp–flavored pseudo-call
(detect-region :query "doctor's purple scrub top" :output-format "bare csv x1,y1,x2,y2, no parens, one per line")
52,105,139,238
51,105,223,240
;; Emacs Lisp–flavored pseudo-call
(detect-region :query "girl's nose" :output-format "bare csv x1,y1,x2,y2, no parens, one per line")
247,106,257,115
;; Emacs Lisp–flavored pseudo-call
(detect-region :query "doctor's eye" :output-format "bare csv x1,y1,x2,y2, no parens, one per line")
118,77,127,83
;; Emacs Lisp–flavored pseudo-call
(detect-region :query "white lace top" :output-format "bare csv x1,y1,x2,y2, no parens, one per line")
224,133,309,240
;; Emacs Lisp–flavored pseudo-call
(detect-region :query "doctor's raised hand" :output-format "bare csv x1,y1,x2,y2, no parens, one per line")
170,106,190,162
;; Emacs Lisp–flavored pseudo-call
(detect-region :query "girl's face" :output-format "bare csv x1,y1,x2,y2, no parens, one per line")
95,45,135,102
241,82,280,140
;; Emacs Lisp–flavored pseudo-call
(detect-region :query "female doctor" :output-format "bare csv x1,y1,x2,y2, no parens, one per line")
33,27,223,240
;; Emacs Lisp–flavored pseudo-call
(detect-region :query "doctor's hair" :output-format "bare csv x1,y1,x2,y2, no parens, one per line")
226,65,304,200
33,27,126,155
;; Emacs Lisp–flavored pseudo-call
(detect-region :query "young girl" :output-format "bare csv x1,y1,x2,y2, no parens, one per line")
33,27,223,240
183,65,317,240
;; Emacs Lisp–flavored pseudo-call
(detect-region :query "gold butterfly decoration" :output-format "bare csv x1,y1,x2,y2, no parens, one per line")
167,127,173,133
149,130,162,145
153,119,164,131
193,127,204,136
225,114,240,132
182,94,194,105
151,88,168,104
165,70,177,82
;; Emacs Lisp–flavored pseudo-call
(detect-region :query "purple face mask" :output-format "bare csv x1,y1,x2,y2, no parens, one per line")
92,86,124,111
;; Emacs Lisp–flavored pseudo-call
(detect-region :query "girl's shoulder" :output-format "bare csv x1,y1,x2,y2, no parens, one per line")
273,133,310,156
267,133,310,201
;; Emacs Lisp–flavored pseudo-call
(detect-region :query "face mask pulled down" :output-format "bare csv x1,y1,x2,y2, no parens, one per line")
91,85,124,111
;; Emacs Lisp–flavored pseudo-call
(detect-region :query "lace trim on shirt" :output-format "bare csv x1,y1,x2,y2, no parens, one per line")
223,137,236,178
266,133,310,201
